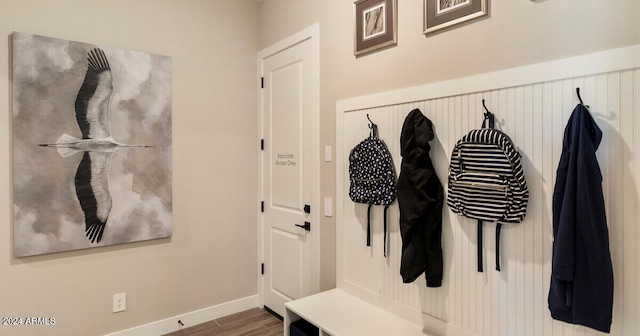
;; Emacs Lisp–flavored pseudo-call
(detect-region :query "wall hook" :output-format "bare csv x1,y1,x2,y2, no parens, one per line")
482,99,490,115
481,99,495,128
367,114,379,138
576,87,590,109
576,87,584,105
367,113,374,127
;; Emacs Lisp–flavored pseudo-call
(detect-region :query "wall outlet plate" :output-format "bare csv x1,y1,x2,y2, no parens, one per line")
113,293,126,313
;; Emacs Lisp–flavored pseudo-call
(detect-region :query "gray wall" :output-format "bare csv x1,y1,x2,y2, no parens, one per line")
0,1,259,335
257,0,640,292
0,1,638,335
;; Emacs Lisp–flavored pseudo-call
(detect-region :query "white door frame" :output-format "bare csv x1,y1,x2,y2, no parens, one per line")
257,23,320,308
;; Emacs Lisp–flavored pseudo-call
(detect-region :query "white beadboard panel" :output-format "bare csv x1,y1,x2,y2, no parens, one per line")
336,45,640,336
635,70,640,336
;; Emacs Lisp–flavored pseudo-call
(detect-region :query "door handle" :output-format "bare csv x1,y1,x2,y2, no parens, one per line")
295,221,311,231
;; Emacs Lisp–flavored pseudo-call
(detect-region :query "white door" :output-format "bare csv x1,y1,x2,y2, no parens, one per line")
258,25,319,317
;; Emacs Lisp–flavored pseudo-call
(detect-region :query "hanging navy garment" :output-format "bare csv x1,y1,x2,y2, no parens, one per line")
548,104,613,333
397,109,443,287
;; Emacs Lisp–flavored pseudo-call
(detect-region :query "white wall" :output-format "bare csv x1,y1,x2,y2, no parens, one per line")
0,1,259,335
257,0,640,293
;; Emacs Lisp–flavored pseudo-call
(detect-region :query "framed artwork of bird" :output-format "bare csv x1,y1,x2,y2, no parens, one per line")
12,32,173,257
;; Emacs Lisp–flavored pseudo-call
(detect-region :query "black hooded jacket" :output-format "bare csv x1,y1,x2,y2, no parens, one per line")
397,109,444,287
548,104,613,333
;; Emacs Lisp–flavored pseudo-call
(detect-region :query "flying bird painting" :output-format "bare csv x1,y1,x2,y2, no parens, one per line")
12,32,173,257
39,48,150,244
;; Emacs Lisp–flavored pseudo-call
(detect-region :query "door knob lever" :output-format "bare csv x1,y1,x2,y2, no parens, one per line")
295,221,311,231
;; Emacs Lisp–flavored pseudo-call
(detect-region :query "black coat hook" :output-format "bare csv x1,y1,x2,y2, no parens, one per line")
576,88,584,105
576,87,589,109
482,99,490,115
482,99,495,129
367,114,378,138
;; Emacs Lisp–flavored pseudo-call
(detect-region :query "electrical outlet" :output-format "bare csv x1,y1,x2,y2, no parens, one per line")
113,293,126,313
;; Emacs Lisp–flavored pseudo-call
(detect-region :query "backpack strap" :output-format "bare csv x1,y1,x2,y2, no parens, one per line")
477,220,504,272
383,205,389,258
366,204,389,257
482,110,495,129
477,220,483,272
476,107,493,273
481,106,505,272
495,223,502,271
366,204,372,247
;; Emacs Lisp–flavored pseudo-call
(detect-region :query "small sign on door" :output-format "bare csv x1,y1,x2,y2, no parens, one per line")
275,153,296,167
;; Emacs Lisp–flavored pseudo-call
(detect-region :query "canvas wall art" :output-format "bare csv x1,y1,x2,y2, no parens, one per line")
12,32,173,257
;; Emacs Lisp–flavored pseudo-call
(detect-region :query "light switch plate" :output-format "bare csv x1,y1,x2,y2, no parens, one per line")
324,197,333,217
324,146,332,162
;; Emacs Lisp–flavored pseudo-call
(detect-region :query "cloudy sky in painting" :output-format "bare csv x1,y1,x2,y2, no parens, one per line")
12,32,172,257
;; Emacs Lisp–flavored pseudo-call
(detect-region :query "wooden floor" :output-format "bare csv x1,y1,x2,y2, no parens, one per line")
162,308,283,336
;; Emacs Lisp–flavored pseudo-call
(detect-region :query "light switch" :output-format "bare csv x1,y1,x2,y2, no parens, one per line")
324,146,332,162
324,197,333,217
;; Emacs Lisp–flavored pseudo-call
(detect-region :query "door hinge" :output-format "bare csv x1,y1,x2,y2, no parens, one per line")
261,263,265,275
261,201,264,213
261,77,264,89
261,139,264,150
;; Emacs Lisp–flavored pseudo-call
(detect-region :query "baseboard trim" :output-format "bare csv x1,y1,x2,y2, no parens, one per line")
105,295,260,336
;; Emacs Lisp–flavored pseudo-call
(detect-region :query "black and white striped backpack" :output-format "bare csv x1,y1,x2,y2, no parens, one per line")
349,118,397,257
447,108,528,272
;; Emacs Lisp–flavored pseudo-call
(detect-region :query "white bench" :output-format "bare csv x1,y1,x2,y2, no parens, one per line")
284,289,430,336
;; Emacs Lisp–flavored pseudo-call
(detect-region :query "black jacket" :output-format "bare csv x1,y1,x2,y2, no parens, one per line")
397,109,443,287
548,104,613,333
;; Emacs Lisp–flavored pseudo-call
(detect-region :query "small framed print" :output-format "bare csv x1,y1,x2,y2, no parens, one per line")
424,0,487,35
354,0,397,57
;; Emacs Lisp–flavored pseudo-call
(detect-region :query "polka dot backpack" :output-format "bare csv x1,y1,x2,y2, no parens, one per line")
348,116,397,257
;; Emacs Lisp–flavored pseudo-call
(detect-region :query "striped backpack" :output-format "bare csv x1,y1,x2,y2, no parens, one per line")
349,117,397,257
447,108,528,272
